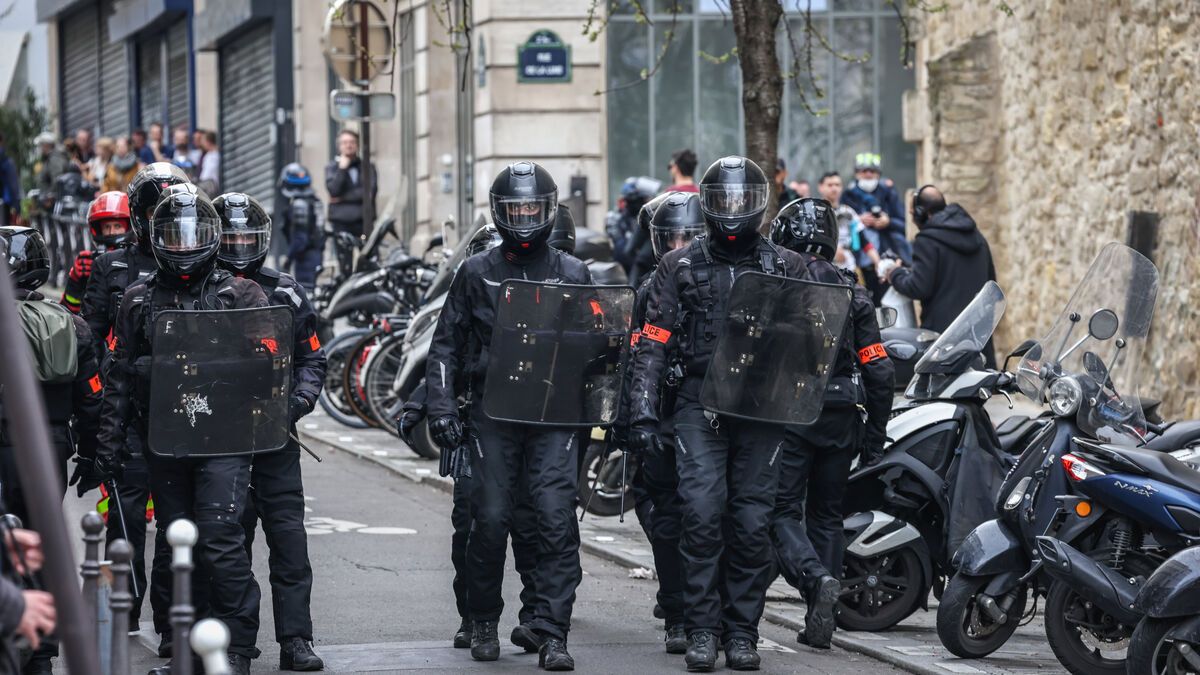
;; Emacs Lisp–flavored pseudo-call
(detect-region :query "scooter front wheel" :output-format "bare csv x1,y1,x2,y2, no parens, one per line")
837,546,927,632
936,572,1027,658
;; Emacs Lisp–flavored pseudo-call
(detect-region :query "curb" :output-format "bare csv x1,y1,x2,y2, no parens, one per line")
301,428,938,675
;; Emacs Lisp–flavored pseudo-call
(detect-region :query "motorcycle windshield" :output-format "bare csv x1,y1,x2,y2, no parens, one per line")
1015,243,1158,445
914,281,1005,375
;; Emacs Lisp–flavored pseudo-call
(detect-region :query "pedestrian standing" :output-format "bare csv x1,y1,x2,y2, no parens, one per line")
276,164,324,291
131,128,156,165
840,152,911,262
324,129,375,275
102,137,143,193
198,130,222,194
666,149,699,193
0,132,22,225
33,132,69,199
775,158,802,205
629,156,810,671
74,128,95,164
425,162,590,671
148,122,168,163
767,198,894,649
86,137,114,188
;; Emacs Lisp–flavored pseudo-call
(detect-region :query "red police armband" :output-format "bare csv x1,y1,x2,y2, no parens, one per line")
306,334,321,352
630,330,642,347
642,324,671,344
88,374,102,393
858,343,888,364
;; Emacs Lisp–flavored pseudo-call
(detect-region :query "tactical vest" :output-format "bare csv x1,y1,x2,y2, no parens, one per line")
106,247,156,335
684,235,787,349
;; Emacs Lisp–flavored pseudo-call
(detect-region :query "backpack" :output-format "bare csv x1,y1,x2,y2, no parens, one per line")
17,299,79,383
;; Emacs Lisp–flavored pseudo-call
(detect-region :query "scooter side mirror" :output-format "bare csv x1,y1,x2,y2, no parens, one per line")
1088,308,1119,341
1003,338,1038,372
875,307,898,330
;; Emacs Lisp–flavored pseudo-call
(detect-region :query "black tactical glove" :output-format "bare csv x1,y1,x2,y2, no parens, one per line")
430,415,463,451
68,456,104,498
628,426,664,458
396,409,422,445
93,453,122,485
861,445,885,467
289,395,315,424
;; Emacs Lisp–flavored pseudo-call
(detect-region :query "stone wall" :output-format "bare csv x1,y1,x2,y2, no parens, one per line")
912,0,1200,417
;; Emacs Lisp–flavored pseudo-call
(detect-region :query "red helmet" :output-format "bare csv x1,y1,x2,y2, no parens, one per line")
87,191,132,248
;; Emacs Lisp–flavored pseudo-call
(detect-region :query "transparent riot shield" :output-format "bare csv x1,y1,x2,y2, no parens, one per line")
483,280,635,427
700,273,853,425
148,306,294,457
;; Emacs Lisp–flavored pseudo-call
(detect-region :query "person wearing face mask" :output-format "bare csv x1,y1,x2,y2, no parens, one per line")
628,156,812,672
840,152,911,264
883,184,996,366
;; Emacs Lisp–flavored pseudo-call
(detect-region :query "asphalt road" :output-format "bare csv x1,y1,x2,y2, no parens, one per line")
60,437,900,674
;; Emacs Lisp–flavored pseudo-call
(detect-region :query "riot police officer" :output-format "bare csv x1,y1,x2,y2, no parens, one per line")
0,226,101,675
95,189,269,675
768,198,894,649
214,192,326,671
614,191,704,655
628,157,810,672
81,163,190,651
425,161,591,670
276,164,325,291
60,191,131,313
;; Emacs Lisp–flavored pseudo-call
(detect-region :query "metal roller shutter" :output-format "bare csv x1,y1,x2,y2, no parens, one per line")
220,24,276,211
166,20,189,131
60,6,100,135
98,0,129,137
138,36,163,127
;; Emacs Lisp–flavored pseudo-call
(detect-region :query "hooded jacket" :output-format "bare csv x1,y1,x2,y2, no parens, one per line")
890,203,996,349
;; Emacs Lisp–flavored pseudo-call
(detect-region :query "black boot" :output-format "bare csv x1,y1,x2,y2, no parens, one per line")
538,637,574,671
664,624,687,654
470,620,500,661
280,637,324,671
227,654,251,675
800,575,840,649
511,623,544,653
724,637,761,671
157,633,173,658
684,631,718,672
453,619,471,649
24,657,52,675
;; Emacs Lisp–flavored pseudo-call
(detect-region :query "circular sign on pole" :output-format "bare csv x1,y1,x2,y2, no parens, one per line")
322,0,393,85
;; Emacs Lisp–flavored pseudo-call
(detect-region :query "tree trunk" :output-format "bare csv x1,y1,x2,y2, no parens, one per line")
731,0,784,224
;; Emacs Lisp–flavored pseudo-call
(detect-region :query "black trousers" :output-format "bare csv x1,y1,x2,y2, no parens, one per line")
241,442,314,643
631,438,685,625
772,408,862,593
147,453,261,659
672,401,783,643
104,454,171,633
466,407,581,639
451,473,540,623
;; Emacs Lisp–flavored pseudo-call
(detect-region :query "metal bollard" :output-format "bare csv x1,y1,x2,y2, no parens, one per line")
190,620,231,675
109,539,133,675
168,519,198,675
80,511,104,624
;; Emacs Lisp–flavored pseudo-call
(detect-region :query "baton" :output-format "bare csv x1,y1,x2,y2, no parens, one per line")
105,479,141,598
618,450,628,524
290,432,323,462
580,427,613,522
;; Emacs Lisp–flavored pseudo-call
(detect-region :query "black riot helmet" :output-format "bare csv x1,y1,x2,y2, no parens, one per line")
0,226,50,290
650,192,705,262
278,162,313,199
770,197,838,260
489,161,558,254
127,162,190,254
698,156,770,243
637,192,671,233
548,202,577,255
150,187,222,283
214,192,272,275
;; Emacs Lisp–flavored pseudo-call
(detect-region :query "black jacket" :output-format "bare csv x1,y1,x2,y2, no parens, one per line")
425,246,593,420
96,269,269,464
249,267,327,405
82,246,157,356
324,157,376,225
628,234,809,430
890,203,996,336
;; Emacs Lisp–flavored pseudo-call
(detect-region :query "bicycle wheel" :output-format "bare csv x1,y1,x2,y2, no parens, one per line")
317,328,371,428
342,329,386,428
364,334,409,437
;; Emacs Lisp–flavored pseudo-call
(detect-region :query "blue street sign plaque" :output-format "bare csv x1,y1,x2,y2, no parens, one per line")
517,30,572,83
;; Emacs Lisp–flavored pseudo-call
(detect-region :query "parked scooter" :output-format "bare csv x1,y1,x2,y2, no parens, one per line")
839,281,1048,631
1127,546,1200,675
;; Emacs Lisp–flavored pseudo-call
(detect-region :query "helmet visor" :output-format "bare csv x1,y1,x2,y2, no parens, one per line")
651,222,706,260
219,224,271,264
699,184,768,220
152,215,220,254
491,193,558,233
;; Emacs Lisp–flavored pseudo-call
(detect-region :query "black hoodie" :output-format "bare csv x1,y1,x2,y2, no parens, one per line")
890,203,996,347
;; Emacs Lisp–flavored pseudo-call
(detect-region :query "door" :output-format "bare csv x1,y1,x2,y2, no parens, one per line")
60,5,100,135
219,24,276,211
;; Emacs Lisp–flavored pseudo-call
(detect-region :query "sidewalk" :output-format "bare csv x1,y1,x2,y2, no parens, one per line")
299,407,1065,675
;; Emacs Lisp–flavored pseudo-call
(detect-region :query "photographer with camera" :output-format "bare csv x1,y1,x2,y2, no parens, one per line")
840,152,910,264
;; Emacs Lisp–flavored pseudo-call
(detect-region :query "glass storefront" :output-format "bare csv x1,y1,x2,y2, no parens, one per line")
606,0,916,203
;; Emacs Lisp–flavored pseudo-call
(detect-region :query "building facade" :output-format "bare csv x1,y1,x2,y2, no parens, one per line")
907,0,1200,416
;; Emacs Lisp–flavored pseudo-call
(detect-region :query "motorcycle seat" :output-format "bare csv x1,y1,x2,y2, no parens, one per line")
995,415,1045,455
1113,447,1200,495
1145,420,1200,452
